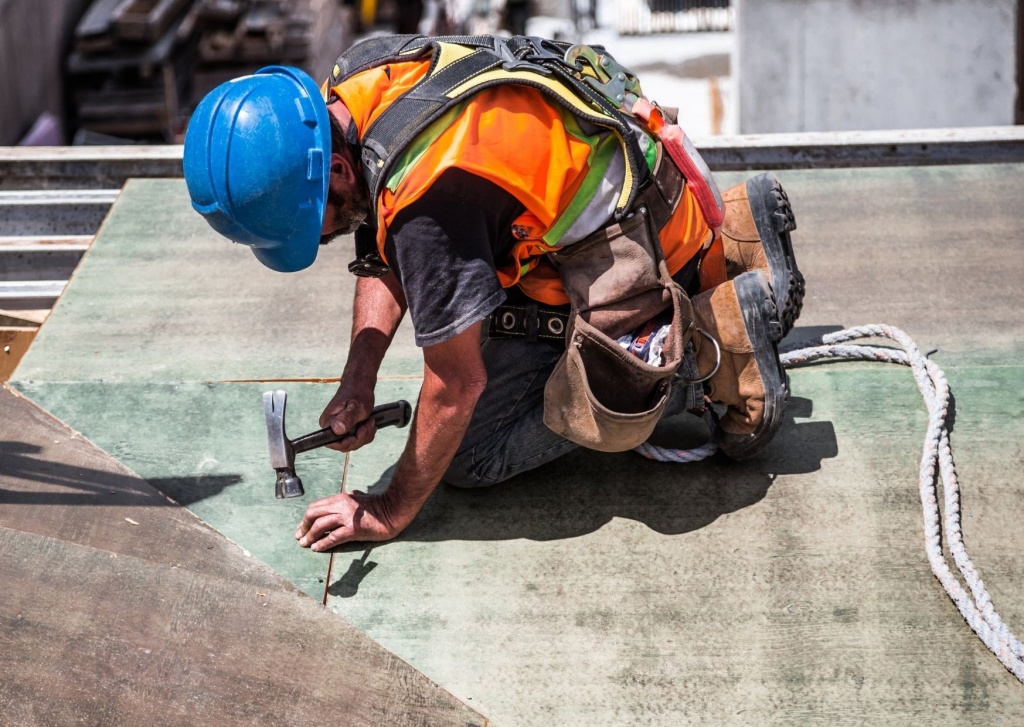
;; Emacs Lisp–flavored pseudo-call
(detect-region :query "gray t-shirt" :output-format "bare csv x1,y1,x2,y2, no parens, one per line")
381,168,701,347
384,169,525,347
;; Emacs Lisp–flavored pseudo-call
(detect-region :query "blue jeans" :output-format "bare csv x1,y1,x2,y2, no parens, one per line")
443,336,704,488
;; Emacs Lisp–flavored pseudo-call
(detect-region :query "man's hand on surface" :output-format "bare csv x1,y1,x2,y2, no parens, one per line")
295,491,407,550
300,322,487,548
319,387,376,453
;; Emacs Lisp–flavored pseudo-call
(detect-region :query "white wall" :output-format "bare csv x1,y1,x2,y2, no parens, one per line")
736,0,1018,133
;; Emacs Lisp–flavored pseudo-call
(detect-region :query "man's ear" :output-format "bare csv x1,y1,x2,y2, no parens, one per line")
330,151,357,187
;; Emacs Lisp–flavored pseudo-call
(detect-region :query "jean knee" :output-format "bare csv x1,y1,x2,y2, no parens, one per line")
442,449,500,489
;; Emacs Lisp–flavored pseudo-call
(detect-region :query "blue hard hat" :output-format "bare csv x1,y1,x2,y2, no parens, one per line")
183,66,331,272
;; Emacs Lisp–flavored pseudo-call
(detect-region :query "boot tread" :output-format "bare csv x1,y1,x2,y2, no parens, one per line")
746,173,805,337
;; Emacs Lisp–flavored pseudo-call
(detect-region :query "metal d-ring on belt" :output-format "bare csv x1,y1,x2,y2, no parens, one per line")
487,302,568,343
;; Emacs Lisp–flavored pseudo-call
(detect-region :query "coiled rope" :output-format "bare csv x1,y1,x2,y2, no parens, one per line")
635,324,1024,682
633,408,721,463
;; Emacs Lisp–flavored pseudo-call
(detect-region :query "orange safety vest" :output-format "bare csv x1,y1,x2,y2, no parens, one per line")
328,56,712,305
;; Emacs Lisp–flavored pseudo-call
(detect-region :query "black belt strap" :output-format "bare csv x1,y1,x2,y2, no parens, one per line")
487,303,568,343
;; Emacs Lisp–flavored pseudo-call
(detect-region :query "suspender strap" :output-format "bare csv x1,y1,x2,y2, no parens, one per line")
357,48,506,201
330,34,494,79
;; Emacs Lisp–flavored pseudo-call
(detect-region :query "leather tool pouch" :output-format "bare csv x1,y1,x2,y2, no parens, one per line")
543,178,697,451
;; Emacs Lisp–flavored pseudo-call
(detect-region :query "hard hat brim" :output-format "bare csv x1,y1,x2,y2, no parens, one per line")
250,239,319,273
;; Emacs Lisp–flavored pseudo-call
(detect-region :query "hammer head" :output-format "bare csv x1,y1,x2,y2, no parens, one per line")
264,390,304,498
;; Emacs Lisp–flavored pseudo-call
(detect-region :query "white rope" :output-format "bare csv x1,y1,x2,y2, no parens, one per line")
638,323,1024,682
633,409,720,463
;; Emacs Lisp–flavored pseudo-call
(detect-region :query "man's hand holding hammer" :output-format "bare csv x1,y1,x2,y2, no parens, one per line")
295,274,488,552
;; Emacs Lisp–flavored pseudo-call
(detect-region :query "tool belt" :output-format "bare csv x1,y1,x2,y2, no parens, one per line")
542,150,699,452
487,302,568,343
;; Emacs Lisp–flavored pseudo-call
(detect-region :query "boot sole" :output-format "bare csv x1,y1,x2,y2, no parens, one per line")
746,173,805,337
716,270,788,460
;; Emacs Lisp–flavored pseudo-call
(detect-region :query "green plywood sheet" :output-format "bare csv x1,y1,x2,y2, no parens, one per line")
324,364,1024,726
0,386,489,727
718,165,1024,361
11,379,421,600
9,166,1024,725
12,179,421,384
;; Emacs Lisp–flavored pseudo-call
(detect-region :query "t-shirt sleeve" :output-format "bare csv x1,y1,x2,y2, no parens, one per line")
384,169,524,348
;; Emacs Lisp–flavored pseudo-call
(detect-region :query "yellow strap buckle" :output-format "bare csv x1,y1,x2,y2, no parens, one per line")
563,45,643,110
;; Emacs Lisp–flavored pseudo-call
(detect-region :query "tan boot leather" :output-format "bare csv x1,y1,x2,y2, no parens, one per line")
720,172,804,336
691,270,787,459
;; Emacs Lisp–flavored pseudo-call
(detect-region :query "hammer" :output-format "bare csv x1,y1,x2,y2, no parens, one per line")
263,390,412,499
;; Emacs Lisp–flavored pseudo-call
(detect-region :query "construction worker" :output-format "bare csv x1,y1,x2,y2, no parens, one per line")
183,35,804,550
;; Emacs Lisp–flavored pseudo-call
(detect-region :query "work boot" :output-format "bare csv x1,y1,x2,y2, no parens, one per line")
691,270,787,459
720,172,805,336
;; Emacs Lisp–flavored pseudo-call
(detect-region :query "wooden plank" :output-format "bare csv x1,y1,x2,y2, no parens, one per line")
0,327,36,381
0,387,489,727
0,528,490,727
114,0,193,42
0,307,47,326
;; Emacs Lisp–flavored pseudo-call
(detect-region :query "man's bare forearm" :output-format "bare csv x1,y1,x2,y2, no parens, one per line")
299,322,488,547
342,272,407,387
378,335,487,528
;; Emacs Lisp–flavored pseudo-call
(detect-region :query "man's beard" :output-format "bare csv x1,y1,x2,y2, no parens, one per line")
320,183,370,246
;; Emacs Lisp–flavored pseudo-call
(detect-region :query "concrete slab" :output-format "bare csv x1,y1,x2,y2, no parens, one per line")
9,167,1024,724
0,386,488,727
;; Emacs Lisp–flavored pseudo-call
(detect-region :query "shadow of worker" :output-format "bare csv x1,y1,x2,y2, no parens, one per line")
348,397,838,546
0,440,243,508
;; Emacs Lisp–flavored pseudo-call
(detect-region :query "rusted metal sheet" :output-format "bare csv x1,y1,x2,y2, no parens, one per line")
0,146,183,191
0,190,119,236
